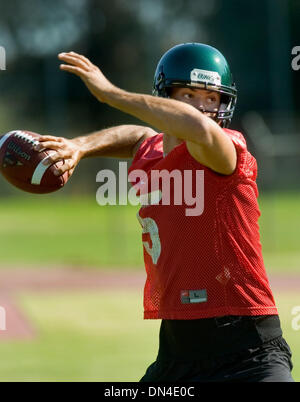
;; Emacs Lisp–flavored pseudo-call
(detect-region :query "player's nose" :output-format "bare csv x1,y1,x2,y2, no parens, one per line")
194,99,205,112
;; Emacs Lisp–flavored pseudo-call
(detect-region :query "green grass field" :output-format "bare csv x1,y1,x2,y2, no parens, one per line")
0,192,299,382
0,290,160,382
0,196,143,268
0,289,298,382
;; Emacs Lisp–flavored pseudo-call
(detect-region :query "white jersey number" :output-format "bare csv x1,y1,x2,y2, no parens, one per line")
137,214,161,265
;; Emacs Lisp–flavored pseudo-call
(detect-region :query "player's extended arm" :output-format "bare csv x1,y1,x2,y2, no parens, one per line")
36,125,156,176
58,52,237,175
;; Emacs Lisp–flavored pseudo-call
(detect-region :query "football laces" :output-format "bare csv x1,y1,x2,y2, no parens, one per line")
12,131,40,147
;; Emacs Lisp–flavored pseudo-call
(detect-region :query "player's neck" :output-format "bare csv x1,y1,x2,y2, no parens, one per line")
163,134,184,156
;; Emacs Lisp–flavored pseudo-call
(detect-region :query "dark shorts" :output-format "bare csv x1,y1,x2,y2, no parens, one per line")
140,316,294,383
140,336,294,382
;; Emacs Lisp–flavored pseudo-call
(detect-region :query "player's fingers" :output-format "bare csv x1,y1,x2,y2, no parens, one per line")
34,141,63,152
58,53,90,71
53,160,74,176
42,152,64,166
68,167,75,176
59,64,86,77
59,52,93,68
38,136,64,143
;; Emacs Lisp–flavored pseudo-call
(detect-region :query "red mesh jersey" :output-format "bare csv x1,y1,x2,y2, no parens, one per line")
129,130,278,320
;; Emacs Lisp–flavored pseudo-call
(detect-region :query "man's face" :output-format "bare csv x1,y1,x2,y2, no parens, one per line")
170,87,221,119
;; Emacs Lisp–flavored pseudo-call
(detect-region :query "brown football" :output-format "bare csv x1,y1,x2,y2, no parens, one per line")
0,130,69,194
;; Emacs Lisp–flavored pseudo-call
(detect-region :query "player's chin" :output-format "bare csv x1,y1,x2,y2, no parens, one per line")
204,111,218,118
204,112,220,124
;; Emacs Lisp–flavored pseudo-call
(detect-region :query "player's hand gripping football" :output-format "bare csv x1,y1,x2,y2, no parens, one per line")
34,136,83,176
58,51,116,103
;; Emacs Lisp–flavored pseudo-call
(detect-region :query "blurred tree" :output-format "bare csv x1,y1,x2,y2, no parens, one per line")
0,0,299,195
0,0,220,133
0,0,88,58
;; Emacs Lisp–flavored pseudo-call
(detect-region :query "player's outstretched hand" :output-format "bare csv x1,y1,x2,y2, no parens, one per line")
58,52,116,103
34,135,83,177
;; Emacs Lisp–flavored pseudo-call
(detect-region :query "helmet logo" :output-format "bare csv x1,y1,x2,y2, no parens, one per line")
190,69,221,86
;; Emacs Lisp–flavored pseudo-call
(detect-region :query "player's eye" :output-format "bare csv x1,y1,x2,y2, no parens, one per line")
207,96,217,103
183,92,193,99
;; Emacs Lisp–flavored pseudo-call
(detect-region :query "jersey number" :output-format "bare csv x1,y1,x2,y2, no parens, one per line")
137,215,161,265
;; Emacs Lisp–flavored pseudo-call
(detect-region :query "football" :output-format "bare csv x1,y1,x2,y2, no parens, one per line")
0,130,69,194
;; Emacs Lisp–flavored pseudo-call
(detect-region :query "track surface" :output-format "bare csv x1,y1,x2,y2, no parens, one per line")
0,268,299,339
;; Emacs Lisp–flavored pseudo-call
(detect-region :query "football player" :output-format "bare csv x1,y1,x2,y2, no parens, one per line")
36,43,294,382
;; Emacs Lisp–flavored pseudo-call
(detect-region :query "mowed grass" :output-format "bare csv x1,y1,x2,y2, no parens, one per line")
0,191,298,382
258,191,300,272
0,191,299,271
0,196,143,268
0,289,160,382
0,289,298,382
274,291,300,381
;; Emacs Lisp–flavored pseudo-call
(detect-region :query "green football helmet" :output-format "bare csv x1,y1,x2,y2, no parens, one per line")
153,43,237,128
